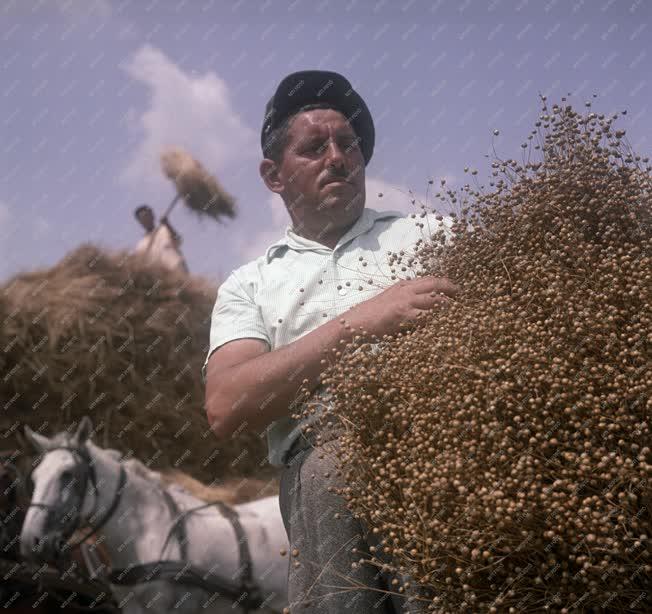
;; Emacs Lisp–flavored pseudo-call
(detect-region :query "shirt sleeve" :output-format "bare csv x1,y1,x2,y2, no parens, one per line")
201,270,271,383
134,234,152,254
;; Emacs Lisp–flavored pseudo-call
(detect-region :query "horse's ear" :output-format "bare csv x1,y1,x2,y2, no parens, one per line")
74,416,94,445
24,425,52,452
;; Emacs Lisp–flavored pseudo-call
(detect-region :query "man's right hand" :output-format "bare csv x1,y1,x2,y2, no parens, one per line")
345,276,460,339
205,276,459,441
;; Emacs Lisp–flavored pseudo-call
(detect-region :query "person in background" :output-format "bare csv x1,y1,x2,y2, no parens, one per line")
133,204,188,274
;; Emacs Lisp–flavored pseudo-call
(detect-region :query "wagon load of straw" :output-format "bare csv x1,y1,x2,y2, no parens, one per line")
0,245,270,483
302,101,651,612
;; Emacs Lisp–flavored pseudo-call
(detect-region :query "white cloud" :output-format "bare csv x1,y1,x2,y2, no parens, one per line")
365,175,456,215
366,174,459,215
238,193,289,262
120,45,257,198
365,176,425,215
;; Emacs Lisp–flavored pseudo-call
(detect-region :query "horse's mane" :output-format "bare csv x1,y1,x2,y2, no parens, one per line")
121,455,166,485
159,469,279,506
88,442,279,505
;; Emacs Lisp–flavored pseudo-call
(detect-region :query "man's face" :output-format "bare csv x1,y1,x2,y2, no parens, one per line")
264,108,366,240
136,208,155,232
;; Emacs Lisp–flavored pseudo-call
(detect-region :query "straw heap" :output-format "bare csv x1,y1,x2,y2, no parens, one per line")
301,99,651,613
0,245,272,483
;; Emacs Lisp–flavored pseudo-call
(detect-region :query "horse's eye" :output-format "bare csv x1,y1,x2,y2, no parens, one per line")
60,470,73,483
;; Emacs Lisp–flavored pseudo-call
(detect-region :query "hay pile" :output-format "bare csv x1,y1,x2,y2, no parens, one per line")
160,470,279,505
302,100,651,612
0,245,272,483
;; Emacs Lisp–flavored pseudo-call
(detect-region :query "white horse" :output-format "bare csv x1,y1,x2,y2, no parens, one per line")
20,417,289,614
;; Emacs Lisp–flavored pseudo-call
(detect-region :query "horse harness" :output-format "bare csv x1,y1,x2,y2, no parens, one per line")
30,445,266,612
27,445,127,553
109,496,266,611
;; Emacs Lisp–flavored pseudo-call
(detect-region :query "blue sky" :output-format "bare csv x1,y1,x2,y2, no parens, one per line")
1,0,650,283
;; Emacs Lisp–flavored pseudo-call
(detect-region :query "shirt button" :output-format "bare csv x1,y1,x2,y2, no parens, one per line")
338,287,347,296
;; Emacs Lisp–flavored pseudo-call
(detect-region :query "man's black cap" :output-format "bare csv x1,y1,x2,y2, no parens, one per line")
261,70,375,166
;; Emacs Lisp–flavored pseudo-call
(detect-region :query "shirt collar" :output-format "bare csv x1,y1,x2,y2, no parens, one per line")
264,207,404,263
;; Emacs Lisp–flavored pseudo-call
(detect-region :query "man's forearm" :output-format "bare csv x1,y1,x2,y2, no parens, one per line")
206,316,361,439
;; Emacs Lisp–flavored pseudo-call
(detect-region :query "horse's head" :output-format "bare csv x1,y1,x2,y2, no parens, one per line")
19,416,121,562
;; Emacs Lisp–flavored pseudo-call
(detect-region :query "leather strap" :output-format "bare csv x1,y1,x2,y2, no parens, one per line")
109,560,265,611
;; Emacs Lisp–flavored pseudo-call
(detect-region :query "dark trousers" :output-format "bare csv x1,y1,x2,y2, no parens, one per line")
278,433,425,613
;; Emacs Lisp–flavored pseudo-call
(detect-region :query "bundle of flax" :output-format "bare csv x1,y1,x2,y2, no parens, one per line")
0,245,271,482
300,100,651,612
160,147,236,221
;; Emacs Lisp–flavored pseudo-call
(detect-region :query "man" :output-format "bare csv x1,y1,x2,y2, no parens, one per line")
203,70,458,613
133,204,189,273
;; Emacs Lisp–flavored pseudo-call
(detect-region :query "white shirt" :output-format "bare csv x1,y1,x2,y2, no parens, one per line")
203,207,452,467
135,223,188,273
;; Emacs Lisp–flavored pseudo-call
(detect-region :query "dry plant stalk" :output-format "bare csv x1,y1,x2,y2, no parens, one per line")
159,470,279,505
0,245,272,483
160,147,236,221
300,99,651,613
